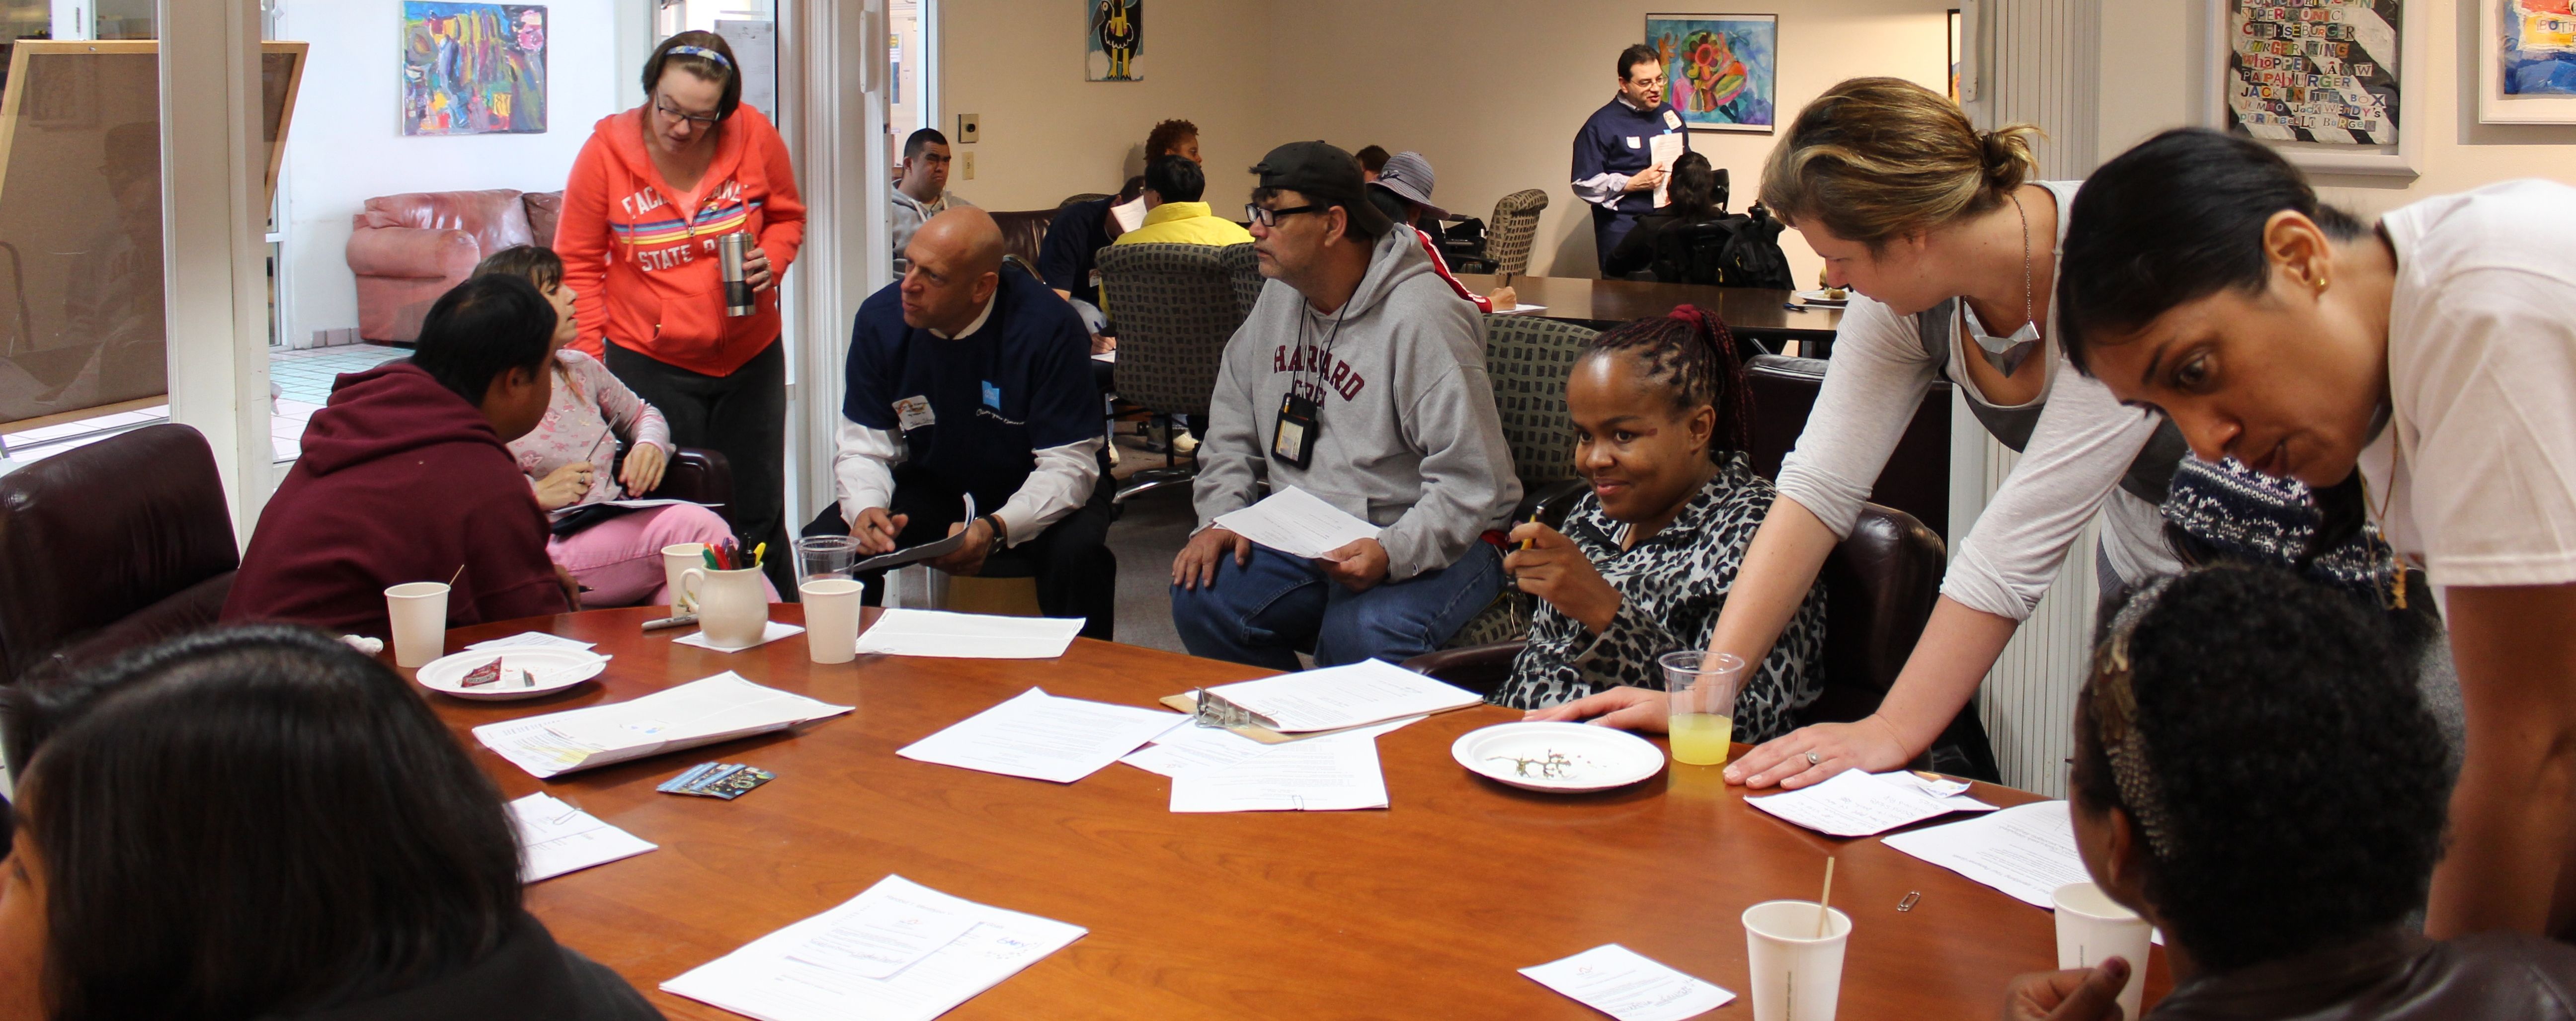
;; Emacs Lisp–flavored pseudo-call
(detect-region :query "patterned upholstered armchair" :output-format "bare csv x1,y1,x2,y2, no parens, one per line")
1431,313,1601,652
1484,189,1550,279
1097,242,1255,503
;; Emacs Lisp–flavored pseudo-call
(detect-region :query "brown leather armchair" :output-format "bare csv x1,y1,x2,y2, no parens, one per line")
347,188,564,344
0,424,239,685
1745,353,1952,538
650,448,735,530
988,208,1055,269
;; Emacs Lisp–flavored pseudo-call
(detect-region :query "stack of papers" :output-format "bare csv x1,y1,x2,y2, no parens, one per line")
1746,769,1998,838
1882,800,2090,908
509,792,656,882
1211,487,1381,560
662,875,1086,1021
1521,943,1734,1021
469,631,600,653
1119,720,1273,777
473,672,853,778
897,687,1181,783
1195,658,1480,733
855,608,1087,660
1166,718,1415,813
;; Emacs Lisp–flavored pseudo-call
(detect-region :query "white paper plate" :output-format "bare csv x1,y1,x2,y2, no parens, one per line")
1451,722,1665,792
416,647,606,701
1793,289,1851,306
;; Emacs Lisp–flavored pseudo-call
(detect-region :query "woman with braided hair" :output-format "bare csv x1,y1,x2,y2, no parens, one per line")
1533,77,2186,788
2000,565,2576,1020
1496,307,1825,742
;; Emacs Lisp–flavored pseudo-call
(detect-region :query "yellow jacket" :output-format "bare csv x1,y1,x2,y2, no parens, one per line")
1111,202,1254,247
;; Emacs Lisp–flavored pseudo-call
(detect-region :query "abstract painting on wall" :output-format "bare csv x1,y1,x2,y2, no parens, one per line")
1646,14,1777,132
1086,0,1142,82
402,2,547,136
2482,0,2576,122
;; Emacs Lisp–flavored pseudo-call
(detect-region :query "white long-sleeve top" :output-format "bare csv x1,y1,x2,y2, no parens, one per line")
1772,181,2178,620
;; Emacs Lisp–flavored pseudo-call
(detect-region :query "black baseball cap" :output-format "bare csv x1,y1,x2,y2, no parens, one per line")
1250,141,1392,239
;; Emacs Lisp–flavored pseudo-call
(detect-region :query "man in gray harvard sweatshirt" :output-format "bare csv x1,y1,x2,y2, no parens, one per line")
1170,141,1520,670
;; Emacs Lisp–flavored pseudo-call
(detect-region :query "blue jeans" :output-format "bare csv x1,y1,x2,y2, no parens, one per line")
1171,543,1504,671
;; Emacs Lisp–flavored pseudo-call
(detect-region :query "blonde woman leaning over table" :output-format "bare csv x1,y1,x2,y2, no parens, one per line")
473,246,773,607
2051,127,2576,942
1529,77,2187,790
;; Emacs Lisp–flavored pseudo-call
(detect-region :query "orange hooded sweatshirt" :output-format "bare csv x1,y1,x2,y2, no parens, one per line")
554,104,805,378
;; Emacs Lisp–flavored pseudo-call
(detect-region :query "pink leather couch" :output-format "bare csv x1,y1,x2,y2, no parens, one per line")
346,189,563,343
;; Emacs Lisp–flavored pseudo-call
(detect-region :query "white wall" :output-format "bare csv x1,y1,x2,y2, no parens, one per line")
1263,0,1952,284
936,0,1271,213
273,0,635,347
2095,0,2576,216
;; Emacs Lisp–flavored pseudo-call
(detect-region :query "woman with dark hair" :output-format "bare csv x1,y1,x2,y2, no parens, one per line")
556,29,805,594
1535,78,2185,791
1601,151,1727,279
2054,127,2576,940
1500,307,1825,739
2001,566,2576,1020
0,625,661,1020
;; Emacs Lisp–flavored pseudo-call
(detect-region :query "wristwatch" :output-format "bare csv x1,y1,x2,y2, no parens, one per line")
980,514,1008,555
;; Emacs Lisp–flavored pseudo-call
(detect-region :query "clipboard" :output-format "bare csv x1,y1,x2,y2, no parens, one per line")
851,495,978,574
1156,689,1479,745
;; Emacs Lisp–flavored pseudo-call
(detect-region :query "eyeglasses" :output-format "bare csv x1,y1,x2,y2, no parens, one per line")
1245,203,1324,228
653,97,723,129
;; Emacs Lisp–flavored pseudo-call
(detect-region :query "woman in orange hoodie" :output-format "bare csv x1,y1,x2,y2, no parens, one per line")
555,30,805,590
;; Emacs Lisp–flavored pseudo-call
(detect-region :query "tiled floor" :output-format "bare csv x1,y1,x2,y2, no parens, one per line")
0,343,404,467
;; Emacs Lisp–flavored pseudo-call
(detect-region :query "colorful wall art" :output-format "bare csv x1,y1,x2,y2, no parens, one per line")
402,2,547,136
1646,14,1777,132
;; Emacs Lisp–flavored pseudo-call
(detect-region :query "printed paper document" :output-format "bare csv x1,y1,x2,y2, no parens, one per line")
1122,714,1420,778
661,874,1085,1021
855,608,1086,660
1166,719,1415,813
509,792,656,882
1201,658,1479,732
473,672,853,779
1211,486,1381,560
1649,134,1686,209
468,631,600,653
1882,800,2089,908
898,687,1182,783
1745,769,1997,837
1520,943,1734,1021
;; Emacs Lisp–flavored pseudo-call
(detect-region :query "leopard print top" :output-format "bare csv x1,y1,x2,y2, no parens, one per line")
1495,453,1828,744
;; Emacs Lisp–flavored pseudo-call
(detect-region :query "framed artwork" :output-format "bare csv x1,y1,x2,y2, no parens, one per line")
1087,0,1142,82
1646,13,1777,132
2480,0,2576,123
402,2,548,136
1949,9,1962,102
2198,0,2419,175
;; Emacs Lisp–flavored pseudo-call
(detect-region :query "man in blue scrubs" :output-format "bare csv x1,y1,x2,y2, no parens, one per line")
822,208,1117,638
1571,43,1691,273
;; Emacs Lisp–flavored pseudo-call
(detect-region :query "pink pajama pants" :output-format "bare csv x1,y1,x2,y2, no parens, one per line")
547,504,780,607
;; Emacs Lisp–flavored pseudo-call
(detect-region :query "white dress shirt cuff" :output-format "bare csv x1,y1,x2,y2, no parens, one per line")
993,437,1105,547
833,419,901,526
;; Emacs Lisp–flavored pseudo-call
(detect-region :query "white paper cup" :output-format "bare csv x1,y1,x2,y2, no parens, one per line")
384,582,450,669
1743,899,1851,1021
800,579,864,665
2053,882,2150,1020
661,543,708,611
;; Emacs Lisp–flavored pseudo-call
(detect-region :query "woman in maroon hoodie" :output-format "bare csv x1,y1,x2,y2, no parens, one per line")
555,31,805,592
223,275,575,638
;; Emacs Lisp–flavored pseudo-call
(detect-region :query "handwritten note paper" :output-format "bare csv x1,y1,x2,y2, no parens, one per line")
1745,769,1997,838
509,792,656,882
1521,943,1734,1021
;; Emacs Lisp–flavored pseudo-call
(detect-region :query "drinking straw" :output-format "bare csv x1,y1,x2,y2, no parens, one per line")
1817,856,1838,937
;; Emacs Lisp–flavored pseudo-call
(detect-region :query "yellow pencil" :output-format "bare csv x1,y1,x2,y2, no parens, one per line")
1518,510,1540,551
752,542,767,567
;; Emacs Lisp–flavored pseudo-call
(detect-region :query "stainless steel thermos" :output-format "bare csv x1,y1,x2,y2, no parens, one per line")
720,232,754,317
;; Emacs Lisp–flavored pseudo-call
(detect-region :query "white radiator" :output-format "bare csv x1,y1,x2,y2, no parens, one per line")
1953,0,2107,798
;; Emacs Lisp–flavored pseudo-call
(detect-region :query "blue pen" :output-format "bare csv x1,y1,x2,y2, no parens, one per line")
1781,302,1809,313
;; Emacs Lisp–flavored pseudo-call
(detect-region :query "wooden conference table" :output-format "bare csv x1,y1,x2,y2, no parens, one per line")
1455,273,1845,356
421,605,2169,1019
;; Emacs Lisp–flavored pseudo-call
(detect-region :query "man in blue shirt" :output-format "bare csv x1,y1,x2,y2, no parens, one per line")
820,208,1117,638
1572,43,1691,274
